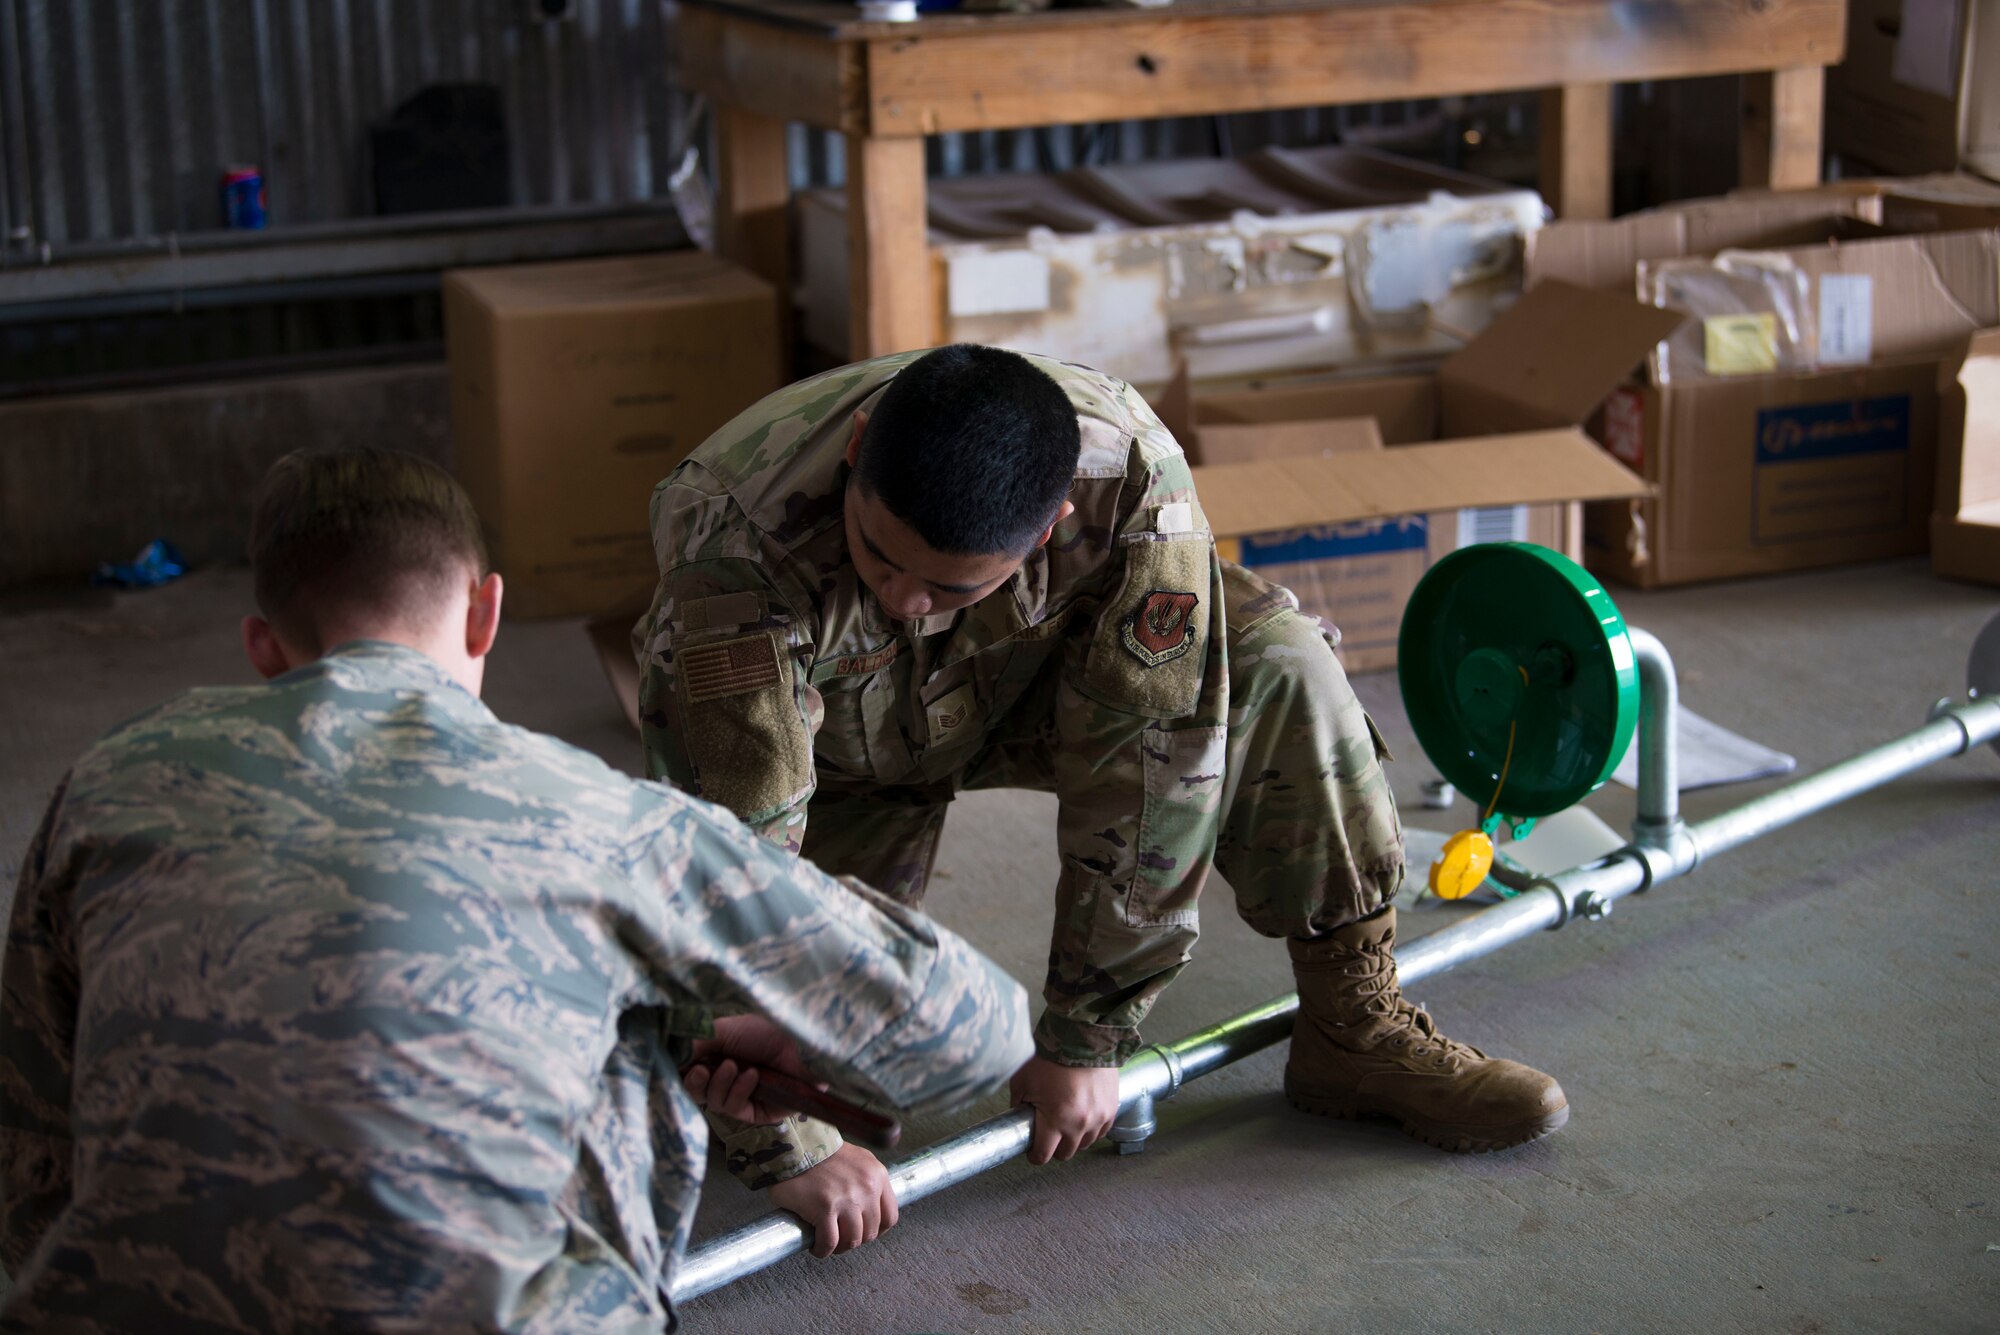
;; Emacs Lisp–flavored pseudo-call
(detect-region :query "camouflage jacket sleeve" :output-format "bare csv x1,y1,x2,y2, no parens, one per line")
640,792,1034,1117
637,464,821,856
638,467,866,1187
0,780,79,1273
709,1111,843,1191
1039,399,1228,1068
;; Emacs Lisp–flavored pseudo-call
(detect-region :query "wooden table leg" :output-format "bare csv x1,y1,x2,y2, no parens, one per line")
846,134,933,359
1539,83,1614,220
1741,66,1825,190
716,104,794,361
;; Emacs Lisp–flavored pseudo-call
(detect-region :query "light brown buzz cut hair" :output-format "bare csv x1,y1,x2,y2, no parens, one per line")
249,448,488,653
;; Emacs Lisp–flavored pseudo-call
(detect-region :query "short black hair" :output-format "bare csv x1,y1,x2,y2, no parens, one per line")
854,344,1081,556
250,448,488,653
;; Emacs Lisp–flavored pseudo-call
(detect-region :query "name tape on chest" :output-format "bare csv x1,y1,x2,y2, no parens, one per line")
829,641,900,678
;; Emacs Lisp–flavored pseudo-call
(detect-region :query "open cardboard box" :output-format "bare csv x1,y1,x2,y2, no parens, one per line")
1160,280,1668,671
1562,226,1999,587
1935,327,2000,586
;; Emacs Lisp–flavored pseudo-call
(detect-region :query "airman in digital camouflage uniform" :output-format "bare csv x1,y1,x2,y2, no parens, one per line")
0,449,1031,1332
636,345,1569,1231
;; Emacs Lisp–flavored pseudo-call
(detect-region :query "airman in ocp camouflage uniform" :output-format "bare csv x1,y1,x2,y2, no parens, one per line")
0,449,1032,1332
636,345,1569,1199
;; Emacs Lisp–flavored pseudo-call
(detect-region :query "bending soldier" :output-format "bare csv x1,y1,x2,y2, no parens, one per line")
637,345,1568,1235
0,448,1031,1331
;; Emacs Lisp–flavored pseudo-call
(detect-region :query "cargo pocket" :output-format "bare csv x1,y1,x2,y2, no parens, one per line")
1129,723,1227,926
677,630,812,821
1083,532,1212,720
813,681,872,776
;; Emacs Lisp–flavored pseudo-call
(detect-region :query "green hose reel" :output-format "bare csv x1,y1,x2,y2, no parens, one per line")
1398,543,1638,895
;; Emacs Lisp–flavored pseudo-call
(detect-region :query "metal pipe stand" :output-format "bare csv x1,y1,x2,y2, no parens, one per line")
670,616,2000,1308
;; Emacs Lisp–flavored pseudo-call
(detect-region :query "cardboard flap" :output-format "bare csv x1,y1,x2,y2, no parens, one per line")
1194,416,1382,466
1437,280,1687,433
1526,193,1881,292
1193,428,1649,539
585,617,644,736
1954,327,2000,512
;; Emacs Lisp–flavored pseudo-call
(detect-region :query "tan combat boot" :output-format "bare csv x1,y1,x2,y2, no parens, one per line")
1285,907,1568,1152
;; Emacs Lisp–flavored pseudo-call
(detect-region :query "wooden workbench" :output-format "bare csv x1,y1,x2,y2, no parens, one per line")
679,0,1846,361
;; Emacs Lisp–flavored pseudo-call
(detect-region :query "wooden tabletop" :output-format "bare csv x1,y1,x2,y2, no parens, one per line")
679,0,1845,136
679,0,1472,41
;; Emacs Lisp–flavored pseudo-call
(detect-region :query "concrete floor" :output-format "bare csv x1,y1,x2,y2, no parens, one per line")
3,558,1996,1334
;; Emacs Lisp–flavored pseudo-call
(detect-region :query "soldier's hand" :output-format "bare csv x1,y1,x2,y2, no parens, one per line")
1010,1056,1120,1164
685,1015,824,1125
768,1144,899,1257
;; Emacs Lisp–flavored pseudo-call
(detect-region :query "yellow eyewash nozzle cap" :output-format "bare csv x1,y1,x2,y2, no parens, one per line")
1428,829,1495,901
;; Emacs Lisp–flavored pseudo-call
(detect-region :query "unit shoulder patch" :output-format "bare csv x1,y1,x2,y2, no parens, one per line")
1121,589,1200,668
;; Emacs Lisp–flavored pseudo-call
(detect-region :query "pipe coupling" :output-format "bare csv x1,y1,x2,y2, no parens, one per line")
1629,819,1699,883
1108,1091,1156,1155
1136,1042,1187,1101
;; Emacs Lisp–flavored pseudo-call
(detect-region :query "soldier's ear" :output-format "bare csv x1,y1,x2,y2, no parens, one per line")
1032,499,1077,551
465,572,503,661
845,411,869,468
242,615,294,680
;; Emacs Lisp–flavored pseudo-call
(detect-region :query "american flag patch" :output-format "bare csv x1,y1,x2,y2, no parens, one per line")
680,633,783,702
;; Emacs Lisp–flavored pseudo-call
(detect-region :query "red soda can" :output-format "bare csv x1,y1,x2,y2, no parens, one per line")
221,166,266,229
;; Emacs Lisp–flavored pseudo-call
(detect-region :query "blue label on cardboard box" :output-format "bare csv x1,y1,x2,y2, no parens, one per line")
1754,395,1910,465
1236,515,1429,566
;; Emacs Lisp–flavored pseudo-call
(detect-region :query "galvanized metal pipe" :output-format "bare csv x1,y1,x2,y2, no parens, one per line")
1686,697,2000,868
671,695,2000,1307
671,996,1299,1304
1627,628,1681,841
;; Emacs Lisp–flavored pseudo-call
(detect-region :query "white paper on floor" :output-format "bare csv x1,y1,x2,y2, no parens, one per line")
1499,805,1627,875
1610,706,1796,792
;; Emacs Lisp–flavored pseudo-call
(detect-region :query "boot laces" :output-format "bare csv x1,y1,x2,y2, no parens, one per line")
1345,944,1481,1069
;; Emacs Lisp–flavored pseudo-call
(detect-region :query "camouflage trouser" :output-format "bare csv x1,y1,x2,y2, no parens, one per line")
801,563,1407,940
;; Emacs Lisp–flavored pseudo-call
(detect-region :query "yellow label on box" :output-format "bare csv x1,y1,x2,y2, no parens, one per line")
1703,313,1779,376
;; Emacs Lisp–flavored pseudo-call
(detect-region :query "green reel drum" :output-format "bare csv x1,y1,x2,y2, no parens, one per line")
1399,543,1638,896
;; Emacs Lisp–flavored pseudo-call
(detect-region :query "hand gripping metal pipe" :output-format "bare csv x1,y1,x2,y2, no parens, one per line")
670,627,2000,1308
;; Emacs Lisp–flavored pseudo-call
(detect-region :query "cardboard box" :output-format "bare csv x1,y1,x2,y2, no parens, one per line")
444,251,781,619
1164,280,1668,671
1526,205,2000,588
1589,360,1944,587
1826,0,2000,180
1934,327,2000,585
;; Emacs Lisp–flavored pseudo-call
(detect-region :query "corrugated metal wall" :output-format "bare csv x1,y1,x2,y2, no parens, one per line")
0,0,1507,252
0,0,687,246
0,0,1557,398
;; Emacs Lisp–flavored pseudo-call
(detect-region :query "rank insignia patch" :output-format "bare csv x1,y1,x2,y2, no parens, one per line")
1121,589,1200,668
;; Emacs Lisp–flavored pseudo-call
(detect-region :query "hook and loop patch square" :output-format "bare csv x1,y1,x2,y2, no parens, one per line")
1086,533,1211,718
676,630,811,818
